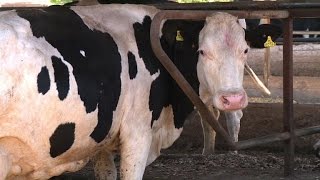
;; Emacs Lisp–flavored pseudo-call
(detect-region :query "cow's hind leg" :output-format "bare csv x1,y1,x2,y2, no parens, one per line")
225,110,243,153
92,150,117,180
313,140,320,158
0,147,11,179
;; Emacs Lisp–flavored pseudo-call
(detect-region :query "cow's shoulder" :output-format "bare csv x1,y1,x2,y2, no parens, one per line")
71,4,159,37
14,5,123,143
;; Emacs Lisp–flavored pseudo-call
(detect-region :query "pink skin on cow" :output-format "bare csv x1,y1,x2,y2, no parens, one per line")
220,92,246,111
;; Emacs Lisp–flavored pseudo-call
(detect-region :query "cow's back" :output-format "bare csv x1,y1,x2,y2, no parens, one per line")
72,4,191,165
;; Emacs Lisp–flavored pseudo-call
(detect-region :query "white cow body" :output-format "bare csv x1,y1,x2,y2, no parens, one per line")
0,5,184,179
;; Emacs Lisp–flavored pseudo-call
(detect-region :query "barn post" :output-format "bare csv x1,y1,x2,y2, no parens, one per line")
262,18,271,87
283,16,295,176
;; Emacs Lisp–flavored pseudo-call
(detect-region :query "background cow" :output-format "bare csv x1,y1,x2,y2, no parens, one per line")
0,4,280,180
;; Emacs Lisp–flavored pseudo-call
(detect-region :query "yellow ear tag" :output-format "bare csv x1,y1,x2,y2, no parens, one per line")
176,30,184,42
264,36,276,48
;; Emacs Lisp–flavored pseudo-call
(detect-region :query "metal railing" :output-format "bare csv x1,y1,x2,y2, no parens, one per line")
149,2,320,176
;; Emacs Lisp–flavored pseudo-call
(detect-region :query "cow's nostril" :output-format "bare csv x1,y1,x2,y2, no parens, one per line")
221,96,229,105
219,92,246,110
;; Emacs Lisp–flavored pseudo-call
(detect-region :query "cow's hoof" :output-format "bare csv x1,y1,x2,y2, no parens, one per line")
314,148,320,158
202,149,215,155
228,150,238,155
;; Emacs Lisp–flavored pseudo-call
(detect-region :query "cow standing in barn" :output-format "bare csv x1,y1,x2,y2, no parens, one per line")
0,4,280,180
77,0,277,156
75,0,248,155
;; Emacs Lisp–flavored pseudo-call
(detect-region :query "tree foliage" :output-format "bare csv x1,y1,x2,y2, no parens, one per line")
50,0,73,5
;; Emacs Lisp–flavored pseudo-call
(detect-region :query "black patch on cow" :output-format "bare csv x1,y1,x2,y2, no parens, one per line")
49,123,75,158
133,17,202,128
37,66,50,95
17,6,122,143
127,51,137,79
133,16,170,126
162,20,202,128
51,56,69,100
149,73,170,126
133,16,160,75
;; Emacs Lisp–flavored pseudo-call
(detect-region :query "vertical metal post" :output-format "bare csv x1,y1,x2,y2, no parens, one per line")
263,48,270,87
283,17,295,176
263,18,271,87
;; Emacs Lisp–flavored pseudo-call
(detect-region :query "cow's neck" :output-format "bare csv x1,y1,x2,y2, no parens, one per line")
132,16,202,129
158,20,203,128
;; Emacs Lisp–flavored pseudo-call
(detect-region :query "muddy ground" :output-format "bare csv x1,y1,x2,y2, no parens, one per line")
144,151,320,180
54,150,320,180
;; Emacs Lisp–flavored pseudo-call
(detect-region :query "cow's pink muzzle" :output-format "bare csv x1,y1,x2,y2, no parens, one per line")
220,92,247,111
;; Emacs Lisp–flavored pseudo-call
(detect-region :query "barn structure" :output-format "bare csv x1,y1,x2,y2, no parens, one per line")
1,0,320,179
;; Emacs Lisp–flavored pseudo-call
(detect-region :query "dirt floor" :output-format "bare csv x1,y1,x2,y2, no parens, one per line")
53,149,320,180
144,151,320,180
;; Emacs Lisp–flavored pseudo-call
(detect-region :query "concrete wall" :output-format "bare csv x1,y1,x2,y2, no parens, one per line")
247,43,320,77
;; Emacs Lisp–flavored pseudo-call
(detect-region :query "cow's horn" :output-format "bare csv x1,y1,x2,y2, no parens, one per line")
245,62,271,96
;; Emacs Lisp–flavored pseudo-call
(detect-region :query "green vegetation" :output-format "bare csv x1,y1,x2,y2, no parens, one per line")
50,0,73,5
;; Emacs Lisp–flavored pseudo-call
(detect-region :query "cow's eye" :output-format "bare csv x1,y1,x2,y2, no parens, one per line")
199,50,205,56
244,48,248,54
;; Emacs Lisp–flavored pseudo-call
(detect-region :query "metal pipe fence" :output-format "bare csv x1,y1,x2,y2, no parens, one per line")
149,3,320,176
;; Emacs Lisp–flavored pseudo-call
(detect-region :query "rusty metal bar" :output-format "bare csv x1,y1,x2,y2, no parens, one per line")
283,17,295,177
289,9,320,18
235,125,320,150
153,2,320,11
150,10,289,20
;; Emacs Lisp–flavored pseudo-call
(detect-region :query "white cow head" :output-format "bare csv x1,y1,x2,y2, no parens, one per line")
197,12,249,111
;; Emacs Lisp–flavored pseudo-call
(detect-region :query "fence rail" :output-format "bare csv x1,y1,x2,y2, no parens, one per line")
149,3,320,176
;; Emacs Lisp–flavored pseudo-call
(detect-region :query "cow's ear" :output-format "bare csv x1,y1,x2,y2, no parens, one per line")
245,24,282,48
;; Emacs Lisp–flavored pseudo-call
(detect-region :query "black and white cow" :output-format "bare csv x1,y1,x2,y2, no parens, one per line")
74,0,275,156
0,4,280,179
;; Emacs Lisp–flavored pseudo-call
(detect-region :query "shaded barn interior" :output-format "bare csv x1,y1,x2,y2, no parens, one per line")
2,0,320,153
1,1,320,179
